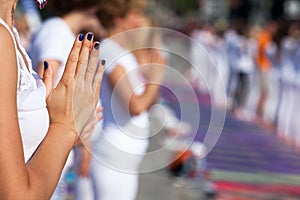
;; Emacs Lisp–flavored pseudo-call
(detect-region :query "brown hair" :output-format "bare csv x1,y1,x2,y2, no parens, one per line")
47,0,100,16
97,0,146,30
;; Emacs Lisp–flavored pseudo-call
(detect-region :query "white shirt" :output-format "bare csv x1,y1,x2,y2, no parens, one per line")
0,18,49,162
29,17,75,86
99,38,150,153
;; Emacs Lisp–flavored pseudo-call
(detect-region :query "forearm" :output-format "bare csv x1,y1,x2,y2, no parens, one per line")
26,124,76,198
0,125,76,200
129,83,160,115
81,143,92,163
24,125,76,199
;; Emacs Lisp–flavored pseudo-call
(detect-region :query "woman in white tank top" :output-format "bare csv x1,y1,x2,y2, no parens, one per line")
91,1,165,200
0,0,104,199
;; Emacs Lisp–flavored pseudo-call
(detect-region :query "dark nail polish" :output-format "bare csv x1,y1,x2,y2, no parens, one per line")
87,33,93,41
101,60,106,66
44,61,48,70
79,34,84,41
94,42,100,50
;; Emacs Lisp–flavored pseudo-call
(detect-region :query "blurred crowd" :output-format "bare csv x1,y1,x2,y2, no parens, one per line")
10,0,300,199
14,0,206,199
188,17,300,148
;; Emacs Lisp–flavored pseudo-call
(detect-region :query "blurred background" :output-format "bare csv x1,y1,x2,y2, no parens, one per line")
15,0,300,199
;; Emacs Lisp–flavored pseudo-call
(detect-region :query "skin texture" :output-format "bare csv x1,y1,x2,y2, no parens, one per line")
0,1,104,199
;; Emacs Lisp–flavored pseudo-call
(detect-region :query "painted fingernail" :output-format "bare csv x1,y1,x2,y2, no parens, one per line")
87,33,93,41
79,33,84,41
44,61,48,70
101,60,106,66
94,42,100,50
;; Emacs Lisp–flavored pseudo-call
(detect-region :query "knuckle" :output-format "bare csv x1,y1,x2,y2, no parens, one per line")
94,74,102,84
68,54,79,63
86,66,95,74
83,41,91,48
74,41,82,48
78,58,88,66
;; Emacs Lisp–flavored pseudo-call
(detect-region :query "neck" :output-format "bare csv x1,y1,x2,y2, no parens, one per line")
62,12,86,35
108,26,123,37
108,27,129,48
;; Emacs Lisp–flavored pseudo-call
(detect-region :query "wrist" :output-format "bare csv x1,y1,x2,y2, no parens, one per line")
48,123,78,146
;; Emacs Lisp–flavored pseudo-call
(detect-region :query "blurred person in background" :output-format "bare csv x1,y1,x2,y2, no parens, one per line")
91,0,165,199
0,0,103,198
13,0,44,50
255,20,278,124
14,9,31,50
29,0,103,199
132,15,192,142
279,21,299,77
225,19,243,101
230,24,256,120
19,0,42,34
267,20,299,135
189,21,217,92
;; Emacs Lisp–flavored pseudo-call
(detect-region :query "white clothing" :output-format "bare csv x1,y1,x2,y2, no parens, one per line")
91,157,140,200
0,18,49,163
75,177,94,200
91,38,149,200
230,34,256,74
29,17,75,199
29,17,75,86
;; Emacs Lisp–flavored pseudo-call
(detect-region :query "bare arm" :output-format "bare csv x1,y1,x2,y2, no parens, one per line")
108,64,161,116
0,27,103,199
77,144,92,177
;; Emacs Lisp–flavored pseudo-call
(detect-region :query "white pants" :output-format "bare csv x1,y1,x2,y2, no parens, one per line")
91,161,140,200
91,128,148,200
74,177,94,200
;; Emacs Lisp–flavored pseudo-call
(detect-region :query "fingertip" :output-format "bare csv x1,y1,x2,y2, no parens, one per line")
94,42,100,50
87,33,93,41
101,59,106,66
44,61,48,70
79,33,84,41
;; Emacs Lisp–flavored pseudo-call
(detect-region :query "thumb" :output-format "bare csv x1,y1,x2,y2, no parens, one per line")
43,61,54,99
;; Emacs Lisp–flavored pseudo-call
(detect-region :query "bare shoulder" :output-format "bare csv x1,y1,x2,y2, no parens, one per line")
0,24,14,47
0,23,18,87
0,23,17,69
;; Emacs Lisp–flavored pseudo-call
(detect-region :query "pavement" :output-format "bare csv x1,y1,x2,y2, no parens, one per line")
135,89,300,200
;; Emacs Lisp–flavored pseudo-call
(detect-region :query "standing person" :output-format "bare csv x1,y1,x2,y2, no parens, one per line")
91,0,164,199
19,0,42,34
132,15,192,141
231,25,256,119
0,0,104,199
29,0,102,199
255,21,278,123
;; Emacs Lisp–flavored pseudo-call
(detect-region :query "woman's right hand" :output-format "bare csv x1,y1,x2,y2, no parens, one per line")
45,33,104,141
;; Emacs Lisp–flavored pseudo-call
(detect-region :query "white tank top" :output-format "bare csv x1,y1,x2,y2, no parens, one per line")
0,19,49,162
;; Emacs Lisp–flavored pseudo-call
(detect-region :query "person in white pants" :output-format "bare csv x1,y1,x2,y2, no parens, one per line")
91,1,165,199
